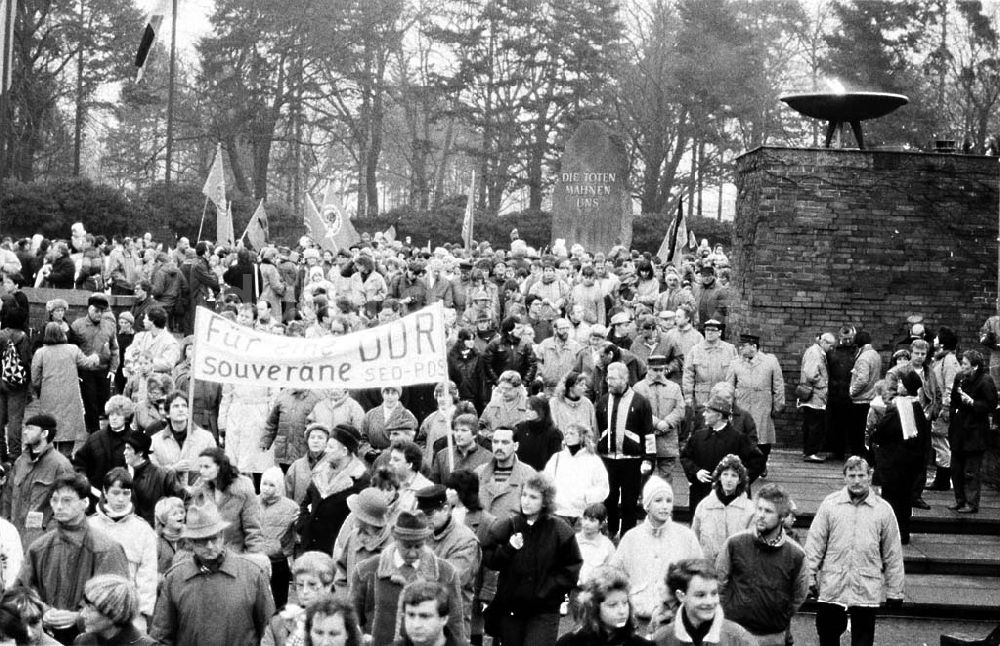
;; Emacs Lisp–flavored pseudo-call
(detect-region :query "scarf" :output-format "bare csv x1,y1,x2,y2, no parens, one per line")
100,502,134,521
681,608,712,646
159,525,182,543
717,490,740,506
194,551,225,574
567,443,581,456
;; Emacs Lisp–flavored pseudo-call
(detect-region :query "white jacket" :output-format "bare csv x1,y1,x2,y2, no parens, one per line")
89,507,158,617
543,448,609,518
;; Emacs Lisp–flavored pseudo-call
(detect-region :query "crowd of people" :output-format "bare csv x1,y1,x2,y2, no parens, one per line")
0,223,984,646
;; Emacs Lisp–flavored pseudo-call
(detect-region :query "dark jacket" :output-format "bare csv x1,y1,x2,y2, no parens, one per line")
132,459,184,526
681,423,764,509
448,345,488,410
73,624,159,645
513,419,563,472
949,369,998,453
871,399,930,486
187,256,220,312
556,628,653,646
483,333,537,385
595,389,654,459
295,457,369,554
73,428,129,492
48,256,76,289
483,513,582,615
826,343,858,404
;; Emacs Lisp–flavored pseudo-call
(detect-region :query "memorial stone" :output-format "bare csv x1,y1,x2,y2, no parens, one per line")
551,120,632,252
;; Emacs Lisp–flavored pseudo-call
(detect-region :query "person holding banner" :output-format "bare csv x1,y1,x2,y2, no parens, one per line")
360,386,418,464
149,392,217,486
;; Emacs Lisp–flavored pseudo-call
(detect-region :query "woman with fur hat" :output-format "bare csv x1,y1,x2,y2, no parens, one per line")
690,454,754,563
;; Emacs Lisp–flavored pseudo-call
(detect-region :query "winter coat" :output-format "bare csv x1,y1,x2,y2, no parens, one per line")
334,523,392,593
949,369,998,453
596,389,654,459
352,547,465,646
149,424,217,485
693,283,729,325
663,327,704,384
633,377,685,459
187,256,220,312
88,507,158,617
549,392,597,437
151,550,274,646
448,345,488,410
476,458,537,522
871,399,930,486
430,517,481,633
259,495,298,560
263,389,323,466
191,475,265,554
360,404,419,454
131,460,183,526
430,442,493,485
283,452,325,505
717,529,809,638
682,341,738,408
2,445,74,549
72,427,129,492
543,448,609,519
308,395,366,432
650,610,757,646
259,261,285,314
680,424,764,509
73,624,159,646
483,513,582,615
726,353,784,445
537,337,582,389
47,256,76,289
296,456,369,554
513,418,563,472
849,345,882,403
220,383,276,474
480,390,532,434
798,343,828,410
557,629,653,646
804,488,904,607
826,343,857,404
16,522,130,613
690,491,754,564
151,263,187,311
483,333,537,385
610,520,703,619
30,344,98,444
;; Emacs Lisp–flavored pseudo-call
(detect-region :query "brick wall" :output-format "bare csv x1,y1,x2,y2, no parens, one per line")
731,147,998,457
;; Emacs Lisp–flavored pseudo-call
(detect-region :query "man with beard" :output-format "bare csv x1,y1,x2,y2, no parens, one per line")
804,457,904,646
717,484,810,645
537,317,580,395
596,362,653,537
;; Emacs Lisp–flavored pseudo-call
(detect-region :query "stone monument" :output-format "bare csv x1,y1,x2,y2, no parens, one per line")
551,120,632,252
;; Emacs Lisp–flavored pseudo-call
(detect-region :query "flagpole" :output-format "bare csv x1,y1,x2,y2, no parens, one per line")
164,0,176,186
196,196,209,242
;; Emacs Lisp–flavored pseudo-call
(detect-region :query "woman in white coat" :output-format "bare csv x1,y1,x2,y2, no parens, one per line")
543,424,609,524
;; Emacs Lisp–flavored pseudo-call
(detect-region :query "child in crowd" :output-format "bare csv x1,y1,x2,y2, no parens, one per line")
569,503,616,619
124,352,154,404
153,497,185,578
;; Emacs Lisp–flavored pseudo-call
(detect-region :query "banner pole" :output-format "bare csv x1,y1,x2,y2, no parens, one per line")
196,196,209,242
188,307,199,435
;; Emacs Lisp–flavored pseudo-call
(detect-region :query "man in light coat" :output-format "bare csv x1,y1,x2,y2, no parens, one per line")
799,332,834,463
804,456,904,646
475,428,536,522
633,354,685,480
727,332,784,474
682,318,737,422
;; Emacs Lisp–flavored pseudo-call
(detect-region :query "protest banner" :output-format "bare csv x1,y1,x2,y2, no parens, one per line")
192,302,448,390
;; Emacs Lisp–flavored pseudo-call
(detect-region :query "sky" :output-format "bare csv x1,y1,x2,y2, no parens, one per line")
138,0,214,57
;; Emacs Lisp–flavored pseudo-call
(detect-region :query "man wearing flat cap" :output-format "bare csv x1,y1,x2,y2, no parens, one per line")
681,393,764,510
417,484,480,638
726,332,785,477
682,318,737,428
70,293,119,433
390,260,430,314
634,354,685,480
151,503,275,646
352,511,466,646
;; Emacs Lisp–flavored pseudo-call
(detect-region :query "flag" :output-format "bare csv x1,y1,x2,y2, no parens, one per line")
304,193,337,252
217,202,235,247
461,171,476,251
202,143,227,214
0,0,16,97
321,182,361,250
242,199,269,249
383,225,396,242
656,197,688,266
134,0,168,82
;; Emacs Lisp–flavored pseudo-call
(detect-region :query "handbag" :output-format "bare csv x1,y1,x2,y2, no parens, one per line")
795,383,813,401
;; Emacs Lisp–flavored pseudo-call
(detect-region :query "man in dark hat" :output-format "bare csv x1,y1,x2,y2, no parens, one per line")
151,503,274,646
727,331,785,477
70,293,119,433
124,430,184,526
680,392,764,510
390,260,429,314
633,354,685,480
352,510,466,646
417,484,480,638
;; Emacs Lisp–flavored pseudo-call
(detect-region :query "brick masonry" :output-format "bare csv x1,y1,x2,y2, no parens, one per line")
731,147,1000,482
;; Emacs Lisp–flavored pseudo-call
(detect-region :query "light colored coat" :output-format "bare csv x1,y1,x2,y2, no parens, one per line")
259,261,285,314
220,383,276,474
89,508,158,617
476,458,536,522
804,488,905,607
633,376,685,458
849,345,882,403
690,491,754,565
537,336,582,388
727,352,785,445
543,448,609,519
30,344,98,444
683,340,738,407
149,424,217,485
798,342,828,410
610,519,703,619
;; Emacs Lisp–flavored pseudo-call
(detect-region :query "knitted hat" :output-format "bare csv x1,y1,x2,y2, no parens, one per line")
642,476,673,510
392,511,432,541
